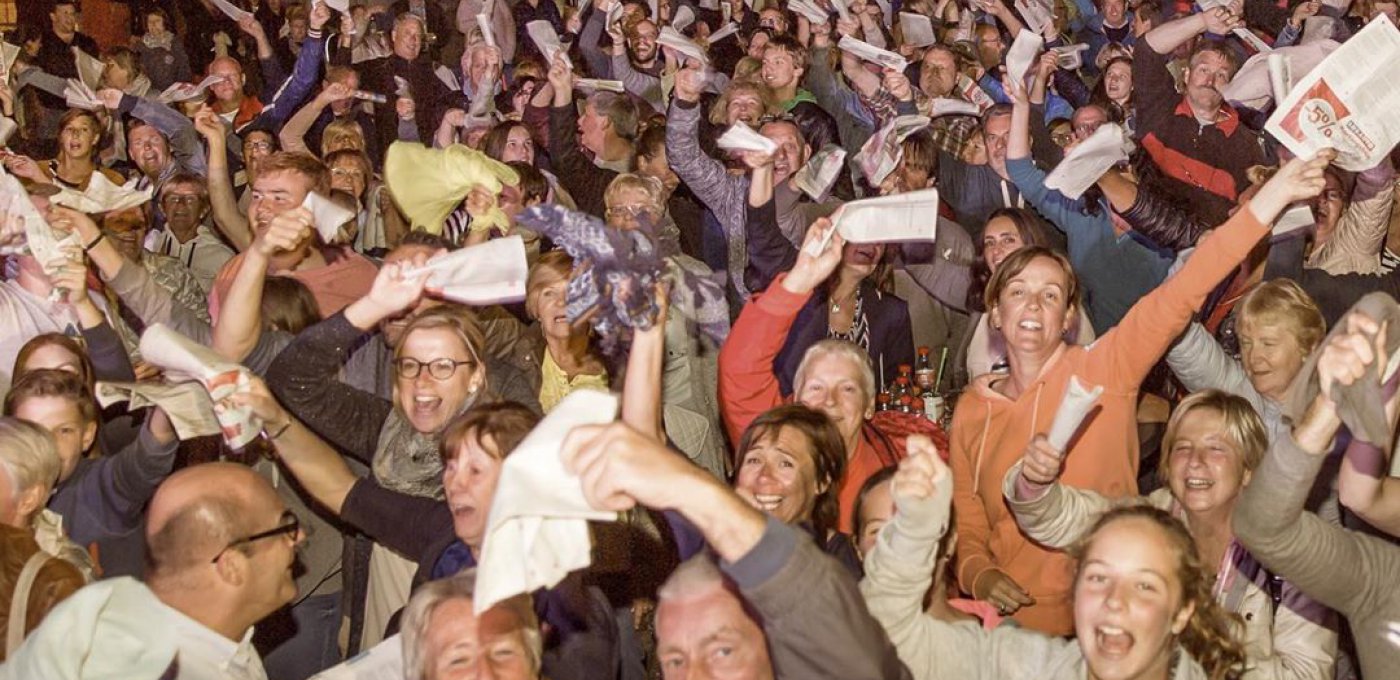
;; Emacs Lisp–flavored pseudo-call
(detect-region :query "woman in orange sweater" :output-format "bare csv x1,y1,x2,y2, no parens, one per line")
949,151,1334,635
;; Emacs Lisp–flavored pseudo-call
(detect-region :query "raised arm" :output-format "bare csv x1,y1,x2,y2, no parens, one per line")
622,288,668,441
742,150,798,292
718,219,842,443
279,84,345,155
211,215,299,362
194,107,253,252
119,93,208,177
665,66,747,213
236,375,359,515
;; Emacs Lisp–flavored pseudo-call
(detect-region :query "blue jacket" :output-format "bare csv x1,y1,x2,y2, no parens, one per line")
1006,156,1173,333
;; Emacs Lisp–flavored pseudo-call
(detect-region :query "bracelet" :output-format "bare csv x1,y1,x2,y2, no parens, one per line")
266,419,292,441
82,233,105,253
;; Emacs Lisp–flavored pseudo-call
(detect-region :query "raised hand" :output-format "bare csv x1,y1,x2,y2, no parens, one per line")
252,206,314,258
973,568,1036,616
1248,149,1336,225
96,88,123,110
309,1,332,30
891,436,952,538
1016,434,1066,495
1201,5,1243,35
1317,311,1386,402
673,63,705,103
781,216,846,295
883,69,913,102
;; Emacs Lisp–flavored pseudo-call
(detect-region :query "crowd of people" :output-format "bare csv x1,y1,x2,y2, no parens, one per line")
1,0,1399,677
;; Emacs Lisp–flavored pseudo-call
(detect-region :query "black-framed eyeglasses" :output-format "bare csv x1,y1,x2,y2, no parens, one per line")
395,357,477,380
210,510,300,563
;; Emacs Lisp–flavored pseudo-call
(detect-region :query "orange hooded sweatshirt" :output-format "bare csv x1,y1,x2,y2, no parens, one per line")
950,206,1268,635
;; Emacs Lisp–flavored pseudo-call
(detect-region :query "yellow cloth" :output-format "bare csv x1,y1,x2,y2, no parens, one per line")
539,349,609,413
383,141,520,235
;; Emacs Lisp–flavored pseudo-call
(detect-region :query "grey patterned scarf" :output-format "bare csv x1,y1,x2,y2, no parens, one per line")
371,395,480,499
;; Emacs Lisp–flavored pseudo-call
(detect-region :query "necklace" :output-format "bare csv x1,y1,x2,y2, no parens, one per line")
830,287,858,314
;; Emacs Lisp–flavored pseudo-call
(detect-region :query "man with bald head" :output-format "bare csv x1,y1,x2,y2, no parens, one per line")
3,462,303,679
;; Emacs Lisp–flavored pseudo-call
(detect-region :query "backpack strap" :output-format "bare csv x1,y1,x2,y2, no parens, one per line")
7,552,54,656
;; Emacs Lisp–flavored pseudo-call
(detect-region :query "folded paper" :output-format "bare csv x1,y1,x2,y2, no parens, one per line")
928,97,981,118
51,173,154,214
855,114,930,186
1044,122,1131,199
672,5,695,30
658,26,708,66
138,324,263,449
1273,203,1316,236
1005,30,1044,84
302,191,357,243
0,166,73,264
789,0,831,25
156,74,227,104
1053,43,1090,70
73,47,106,90
64,79,103,111
211,0,253,22
708,22,740,43
409,234,529,305
474,390,620,614
95,381,224,441
1045,375,1103,450
527,20,573,69
899,12,937,47
792,144,847,202
837,35,908,71
805,188,941,256
575,78,625,93
716,122,777,154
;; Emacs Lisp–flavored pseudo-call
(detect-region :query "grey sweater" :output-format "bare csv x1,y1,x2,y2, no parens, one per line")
1234,432,1400,680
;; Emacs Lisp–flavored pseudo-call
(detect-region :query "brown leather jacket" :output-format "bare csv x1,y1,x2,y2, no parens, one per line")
0,524,85,661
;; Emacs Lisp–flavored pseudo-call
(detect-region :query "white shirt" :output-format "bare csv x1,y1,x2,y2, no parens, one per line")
159,598,269,680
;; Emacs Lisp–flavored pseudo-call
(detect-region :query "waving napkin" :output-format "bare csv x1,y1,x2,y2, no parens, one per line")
575,78,626,93
474,390,620,614
384,142,520,234
409,235,528,305
855,114,930,186
837,35,908,71
302,190,357,243
805,188,941,256
0,165,74,263
50,172,153,214
138,324,263,448
95,381,225,441
156,74,227,104
1044,122,1132,199
658,26,708,66
64,78,103,111
527,20,572,69
792,144,847,202
1045,376,1104,450
1285,292,1400,447
716,121,777,154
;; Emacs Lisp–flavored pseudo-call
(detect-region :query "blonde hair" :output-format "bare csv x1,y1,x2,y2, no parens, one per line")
1237,279,1326,355
396,305,489,393
525,250,574,321
1156,389,1268,485
1073,507,1247,680
708,78,777,125
0,417,61,499
604,173,665,217
321,118,367,156
793,339,876,413
401,569,542,680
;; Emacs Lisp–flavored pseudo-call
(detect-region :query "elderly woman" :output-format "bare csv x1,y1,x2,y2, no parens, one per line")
720,219,906,534
1006,389,1338,678
3,109,123,190
947,152,1331,634
1233,308,1400,678
0,418,88,659
401,570,541,680
863,439,1251,680
521,250,608,412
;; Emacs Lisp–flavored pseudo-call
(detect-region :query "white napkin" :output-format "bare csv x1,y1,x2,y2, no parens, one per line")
476,12,497,47
0,116,17,147
64,78,103,111
1045,376,1103,450
156,74,227,104
95,381,225,441
302,191,357,243
1053,43,1090,70
474,390,620,614
855,114,930,186
708,22,741,43
837,35,908,71
0,41,19,78
792,144,847,202
315,0,351,12
138,324,263,449
928,97,981,118
672,5,696,30
1267,52,1291,102
410,234,529,305
1015,0,1054,36
716,122,777,154
0,166,74,263
658,26,708,66
73,47,106,90
1220,41,1335,112
899,12,937,47
1044,122,1132,199
831,0,852,22
435,64,461,92
575,78,626,93
1006,30,1045,84
804,189,940,256
528,20,573,69
50,173,153,214
393,75,411,98
211,0,253,22
789,0,831,25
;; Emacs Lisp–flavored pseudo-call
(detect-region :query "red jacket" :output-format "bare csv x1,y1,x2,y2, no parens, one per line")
718,275,904,533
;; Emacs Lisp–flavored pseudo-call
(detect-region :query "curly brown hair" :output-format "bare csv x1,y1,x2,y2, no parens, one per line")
1072,506,1247,680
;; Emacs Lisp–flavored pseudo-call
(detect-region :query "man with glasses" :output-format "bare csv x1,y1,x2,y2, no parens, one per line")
148,173,236,292
3,463,303,679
